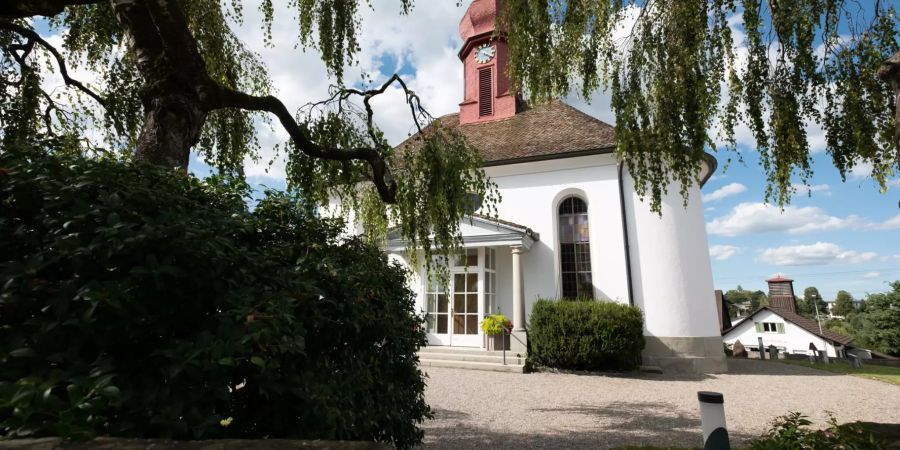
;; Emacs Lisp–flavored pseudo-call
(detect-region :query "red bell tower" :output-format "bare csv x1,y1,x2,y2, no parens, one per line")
458,0,520,125
766,274,797,313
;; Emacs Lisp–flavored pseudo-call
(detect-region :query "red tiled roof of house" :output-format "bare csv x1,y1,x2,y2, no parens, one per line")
722,306,854,346
398,100,616,164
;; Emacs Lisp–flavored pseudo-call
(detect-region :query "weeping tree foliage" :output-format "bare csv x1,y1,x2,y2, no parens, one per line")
500,0,900,209
0,0,493,277
1,0,898,253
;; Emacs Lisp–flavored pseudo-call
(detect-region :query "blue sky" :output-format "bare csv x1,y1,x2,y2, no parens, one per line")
32,1,900,300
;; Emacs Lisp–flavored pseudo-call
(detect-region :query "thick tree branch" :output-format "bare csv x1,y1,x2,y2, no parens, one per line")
0,20,106,107
207,85,398,203
0,0,101,19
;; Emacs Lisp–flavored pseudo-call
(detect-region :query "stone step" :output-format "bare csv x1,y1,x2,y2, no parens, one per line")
417,351,527,365
418,346,525,358
419,358,526,373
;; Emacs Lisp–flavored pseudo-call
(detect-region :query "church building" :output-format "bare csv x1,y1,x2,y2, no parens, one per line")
331,0,726,374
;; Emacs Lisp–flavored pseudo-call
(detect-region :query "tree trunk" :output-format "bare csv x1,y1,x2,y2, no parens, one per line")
134,84,206,168
878,51,900,151
111,0,208,169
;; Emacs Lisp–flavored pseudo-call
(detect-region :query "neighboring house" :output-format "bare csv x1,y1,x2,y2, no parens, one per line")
722,276,854,358
328,0,725,374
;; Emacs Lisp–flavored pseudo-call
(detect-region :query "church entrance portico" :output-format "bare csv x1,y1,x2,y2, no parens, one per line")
387,215,537,350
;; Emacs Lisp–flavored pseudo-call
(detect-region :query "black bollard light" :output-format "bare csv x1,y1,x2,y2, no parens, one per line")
698,391,730,450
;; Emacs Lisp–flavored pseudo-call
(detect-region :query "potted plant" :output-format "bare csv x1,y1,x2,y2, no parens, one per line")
481,313,512,351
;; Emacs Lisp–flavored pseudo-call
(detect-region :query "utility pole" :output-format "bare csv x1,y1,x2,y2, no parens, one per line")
813,293,824,335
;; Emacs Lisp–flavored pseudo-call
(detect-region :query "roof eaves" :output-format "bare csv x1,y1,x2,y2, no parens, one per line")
481,146,616,167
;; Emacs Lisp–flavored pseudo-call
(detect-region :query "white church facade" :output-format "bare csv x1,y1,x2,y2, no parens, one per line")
329,0,727,374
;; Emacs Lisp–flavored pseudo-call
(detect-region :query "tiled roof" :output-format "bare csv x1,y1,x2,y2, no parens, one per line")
400,100,616,164
766,276,793,282
723,306,855,346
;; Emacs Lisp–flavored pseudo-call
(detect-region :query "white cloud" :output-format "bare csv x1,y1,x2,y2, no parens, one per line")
707,202,863,236
862,271,881,279
869,214,900,231
849,161,874,180
702,182,747,202
709,245,740,261
757,242,877,266
792,183,831,196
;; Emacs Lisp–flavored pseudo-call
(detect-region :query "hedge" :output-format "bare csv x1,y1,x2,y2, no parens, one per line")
528,299,645,371
0,146,430,448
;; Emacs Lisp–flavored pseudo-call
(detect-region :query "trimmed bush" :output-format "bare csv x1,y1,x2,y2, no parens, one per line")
528,299,644,371
0,146,430,448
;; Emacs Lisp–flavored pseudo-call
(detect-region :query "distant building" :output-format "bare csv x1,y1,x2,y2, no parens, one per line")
722,276,854,358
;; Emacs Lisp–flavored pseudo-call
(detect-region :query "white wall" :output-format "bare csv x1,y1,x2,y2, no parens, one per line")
483,154,632,323
723,309,840,357
623,169,721,339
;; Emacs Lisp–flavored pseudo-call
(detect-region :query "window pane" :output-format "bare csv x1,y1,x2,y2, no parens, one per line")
575,214,590,242
467,248,478,267
562,273,577,298
427,294,436,312
437,314,448,333
453,314,465,334
467,293,478,312
559,197,572,215
577,273,593,299
466,315,478,334
426,314,435,332
490,249,496,269
454,294,465,312
454,273,465,291
438,294,448,312
572,197,587,214
467,273,478,292
559,218,575,243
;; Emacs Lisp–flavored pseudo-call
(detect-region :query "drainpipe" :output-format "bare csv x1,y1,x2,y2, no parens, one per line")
617,162,635,307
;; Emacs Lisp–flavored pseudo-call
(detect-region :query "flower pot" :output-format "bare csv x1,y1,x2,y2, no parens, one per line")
485,333,510,351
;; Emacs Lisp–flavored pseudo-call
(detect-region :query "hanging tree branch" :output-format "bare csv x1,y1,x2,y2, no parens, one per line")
0,20,106,107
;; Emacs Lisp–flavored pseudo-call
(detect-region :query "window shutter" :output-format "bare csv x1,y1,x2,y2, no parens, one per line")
776,323,785,334
755,322,763,333
478,68,493,117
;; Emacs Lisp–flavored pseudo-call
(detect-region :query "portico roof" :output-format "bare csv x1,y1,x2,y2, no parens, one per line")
384,214,539,252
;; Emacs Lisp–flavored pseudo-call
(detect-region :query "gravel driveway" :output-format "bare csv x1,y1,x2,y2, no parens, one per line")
421,359,900,449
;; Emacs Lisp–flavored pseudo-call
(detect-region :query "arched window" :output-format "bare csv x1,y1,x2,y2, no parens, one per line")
558,197,593,299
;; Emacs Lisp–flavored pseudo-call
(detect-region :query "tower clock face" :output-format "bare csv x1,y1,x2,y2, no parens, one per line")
474,44,495,64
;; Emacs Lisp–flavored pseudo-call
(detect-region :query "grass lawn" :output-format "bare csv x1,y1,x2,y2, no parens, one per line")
776,358,900,386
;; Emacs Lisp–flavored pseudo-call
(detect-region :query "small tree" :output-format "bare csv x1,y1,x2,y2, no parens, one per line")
751,290,769,310
857,282,900,356
800,286,827,318
833,290,855,317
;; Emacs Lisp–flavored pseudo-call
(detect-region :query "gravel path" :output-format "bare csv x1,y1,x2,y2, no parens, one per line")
420,359,900,449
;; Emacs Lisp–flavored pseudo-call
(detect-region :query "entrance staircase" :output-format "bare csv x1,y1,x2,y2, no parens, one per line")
417,346,527,373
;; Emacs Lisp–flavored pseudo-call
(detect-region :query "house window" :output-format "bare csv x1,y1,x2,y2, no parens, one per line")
756,322,785,334
478,67,493,117
559,196,592,299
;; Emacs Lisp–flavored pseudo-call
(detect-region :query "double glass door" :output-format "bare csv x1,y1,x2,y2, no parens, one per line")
425,250,483,347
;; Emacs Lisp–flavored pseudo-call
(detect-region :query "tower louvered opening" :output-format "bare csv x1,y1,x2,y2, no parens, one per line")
478,67,493,117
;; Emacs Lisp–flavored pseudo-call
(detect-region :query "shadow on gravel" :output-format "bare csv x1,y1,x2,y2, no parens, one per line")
423,402,756,449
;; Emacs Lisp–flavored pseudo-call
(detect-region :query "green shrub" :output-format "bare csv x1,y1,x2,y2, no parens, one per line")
528,299,644,371
481,314,512,336
750,412,884,449
0,146,430,448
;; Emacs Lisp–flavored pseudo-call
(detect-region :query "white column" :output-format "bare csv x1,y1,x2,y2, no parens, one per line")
511,245,525,332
